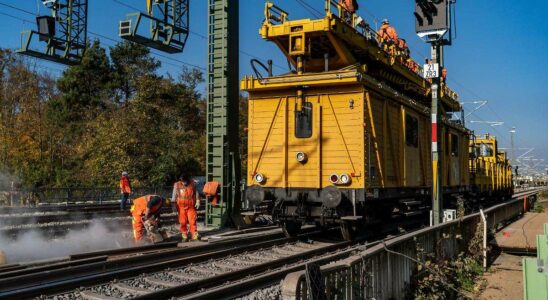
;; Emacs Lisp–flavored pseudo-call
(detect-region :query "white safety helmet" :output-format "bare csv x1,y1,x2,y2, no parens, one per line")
122,171,129,176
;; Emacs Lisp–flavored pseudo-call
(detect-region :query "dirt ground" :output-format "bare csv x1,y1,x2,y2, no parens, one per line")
478,196,547,299
478,253,524,300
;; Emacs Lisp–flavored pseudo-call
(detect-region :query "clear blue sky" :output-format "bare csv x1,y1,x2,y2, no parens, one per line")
0,0,546,171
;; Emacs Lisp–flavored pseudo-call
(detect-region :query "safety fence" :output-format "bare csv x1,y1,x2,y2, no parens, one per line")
281,189,545,299
0,186,173,206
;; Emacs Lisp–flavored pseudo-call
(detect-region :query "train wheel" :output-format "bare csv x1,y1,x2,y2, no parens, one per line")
282,221,302,238
340,221,356,241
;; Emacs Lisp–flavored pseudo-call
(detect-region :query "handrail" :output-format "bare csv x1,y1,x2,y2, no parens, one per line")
282,187,547,299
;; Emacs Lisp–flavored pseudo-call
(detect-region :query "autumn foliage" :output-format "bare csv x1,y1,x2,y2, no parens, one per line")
0,40,206,188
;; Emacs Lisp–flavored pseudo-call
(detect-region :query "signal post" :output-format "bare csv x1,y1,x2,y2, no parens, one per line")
414,0,455,225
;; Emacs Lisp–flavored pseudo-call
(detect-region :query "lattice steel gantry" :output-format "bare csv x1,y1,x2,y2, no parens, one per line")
205,0,241,228
119,0,189,54
17,0,88,65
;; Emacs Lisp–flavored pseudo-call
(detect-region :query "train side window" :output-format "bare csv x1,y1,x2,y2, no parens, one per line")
479,143,494,157
451,134,459,156
295,102,313,138
405,114,418,147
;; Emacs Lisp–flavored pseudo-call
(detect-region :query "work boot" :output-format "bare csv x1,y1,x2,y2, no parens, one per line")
191,233,200,241
181,233,188,242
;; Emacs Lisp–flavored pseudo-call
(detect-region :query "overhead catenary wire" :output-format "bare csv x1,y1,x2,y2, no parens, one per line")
295,0,323,19
111,0,288,72
0,1,205,71
2,1,540,159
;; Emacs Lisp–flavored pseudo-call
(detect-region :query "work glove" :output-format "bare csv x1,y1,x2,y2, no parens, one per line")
195,199,200,210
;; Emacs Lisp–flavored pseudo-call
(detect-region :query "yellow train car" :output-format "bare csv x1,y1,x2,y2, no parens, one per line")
242,1,469,238
469,135,513,199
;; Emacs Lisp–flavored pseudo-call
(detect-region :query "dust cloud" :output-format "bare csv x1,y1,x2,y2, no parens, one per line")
0,221,136,264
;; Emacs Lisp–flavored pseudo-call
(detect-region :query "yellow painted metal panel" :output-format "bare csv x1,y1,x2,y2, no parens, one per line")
247,88,365,190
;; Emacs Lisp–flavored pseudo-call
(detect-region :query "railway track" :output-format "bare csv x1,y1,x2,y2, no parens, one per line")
0,207,203,238
0,227,312,299
0,220,406,300
0,188,543,299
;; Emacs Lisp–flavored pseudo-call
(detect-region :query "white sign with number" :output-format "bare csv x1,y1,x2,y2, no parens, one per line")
423,63,439,79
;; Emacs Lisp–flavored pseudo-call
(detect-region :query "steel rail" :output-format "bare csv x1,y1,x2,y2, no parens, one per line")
0,229,300,299
166,188,547,299
133,240,354,300
179,239,386,300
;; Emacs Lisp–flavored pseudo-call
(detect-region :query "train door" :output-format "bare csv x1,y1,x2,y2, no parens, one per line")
404,112,421,186
449,132,461,185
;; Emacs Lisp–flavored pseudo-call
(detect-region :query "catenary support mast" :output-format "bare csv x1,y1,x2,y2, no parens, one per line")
206,0,241,228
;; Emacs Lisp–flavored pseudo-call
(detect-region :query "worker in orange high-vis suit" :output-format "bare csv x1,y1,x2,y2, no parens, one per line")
172,175,200,241
130,194,166,243
119,171,132,210
377,19,399,43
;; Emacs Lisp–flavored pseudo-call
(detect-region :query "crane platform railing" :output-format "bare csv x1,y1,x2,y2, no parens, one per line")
262,1,460,111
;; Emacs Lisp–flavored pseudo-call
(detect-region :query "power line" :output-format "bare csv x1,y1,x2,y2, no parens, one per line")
0,1,205,71
0,10,32,23
296,0,323,18
0,2,33,15
111,0,286,72
87,31,205,70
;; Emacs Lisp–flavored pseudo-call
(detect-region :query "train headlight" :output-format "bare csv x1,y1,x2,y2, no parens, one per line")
329,174,339,184
339,173,351,184
254,173,266,184
296,152,308,163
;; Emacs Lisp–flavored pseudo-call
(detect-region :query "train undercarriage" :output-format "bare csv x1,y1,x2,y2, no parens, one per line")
249,185,513,240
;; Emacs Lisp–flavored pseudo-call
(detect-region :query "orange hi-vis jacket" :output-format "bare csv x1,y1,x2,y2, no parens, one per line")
131,195,163,241
377,24,399,42
174,181,197,205
119,176,132,194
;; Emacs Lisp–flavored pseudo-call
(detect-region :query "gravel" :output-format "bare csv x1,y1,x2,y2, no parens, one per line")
233,281,283,300
46,241,321,299
89,284,134,299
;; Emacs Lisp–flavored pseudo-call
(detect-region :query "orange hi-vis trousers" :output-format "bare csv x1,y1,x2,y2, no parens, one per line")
131,200,147,241
132,213,144,241
177,199,197,235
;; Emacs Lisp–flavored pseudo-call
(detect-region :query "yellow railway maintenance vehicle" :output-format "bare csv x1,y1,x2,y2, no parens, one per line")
469,135,513,201
242,1,475,239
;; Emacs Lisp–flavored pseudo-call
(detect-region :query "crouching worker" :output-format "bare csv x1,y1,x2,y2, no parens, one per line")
131,195,169,244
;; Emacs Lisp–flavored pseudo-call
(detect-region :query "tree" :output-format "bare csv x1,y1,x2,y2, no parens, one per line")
0,50,59,187
109,41,160,103
0,41,209,190
80,68,206,187
56,39,114,122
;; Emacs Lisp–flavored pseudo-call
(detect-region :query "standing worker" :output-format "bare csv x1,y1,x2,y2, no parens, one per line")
130,194,167,243
119,171,132,210
377,19,399,43
172,174,200,241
